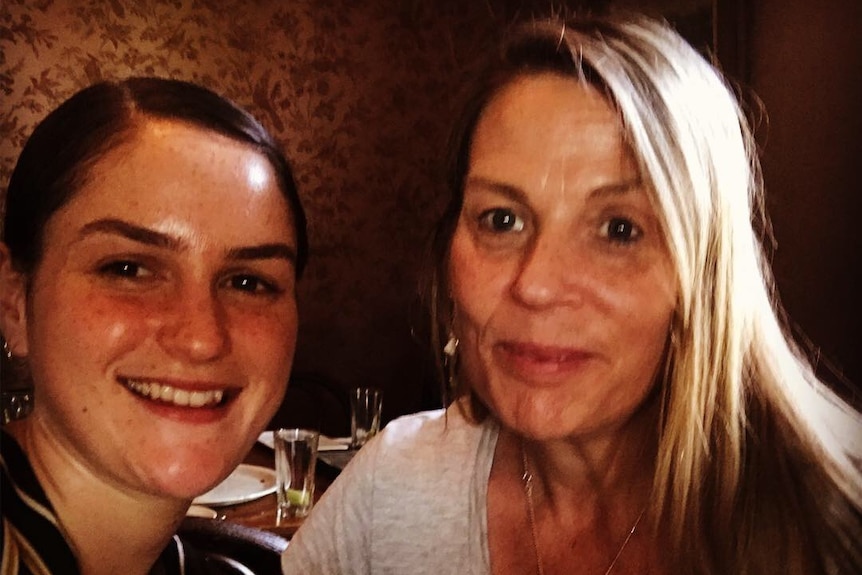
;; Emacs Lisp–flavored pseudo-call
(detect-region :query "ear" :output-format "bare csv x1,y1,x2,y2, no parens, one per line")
0,243,30,357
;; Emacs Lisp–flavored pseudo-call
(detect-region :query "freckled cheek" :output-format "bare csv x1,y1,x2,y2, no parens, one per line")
230,308,298,375
38,292,153,357
25,296,149,406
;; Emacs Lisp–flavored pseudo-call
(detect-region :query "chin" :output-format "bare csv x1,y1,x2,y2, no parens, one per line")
163,471,229,502
495,402,594,441
142,451,236,500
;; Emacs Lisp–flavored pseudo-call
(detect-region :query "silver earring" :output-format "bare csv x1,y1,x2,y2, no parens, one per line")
443,334,459,393
443,335,459,357
2,339,12,359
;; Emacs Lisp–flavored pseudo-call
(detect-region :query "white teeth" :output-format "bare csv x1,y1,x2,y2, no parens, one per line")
125,380,224,408
160,385,174,402
188,391,206,407
173,389,190,406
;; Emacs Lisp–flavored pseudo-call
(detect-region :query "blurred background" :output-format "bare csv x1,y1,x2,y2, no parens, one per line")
1,0,859,428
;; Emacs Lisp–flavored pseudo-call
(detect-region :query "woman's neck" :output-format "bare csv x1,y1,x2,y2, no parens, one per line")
502,399,658,525
8,419,188,575
488,401,666,575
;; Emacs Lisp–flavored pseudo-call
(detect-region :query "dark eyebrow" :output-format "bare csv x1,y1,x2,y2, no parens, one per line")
78,218,297,263
463,176,527,203
464,175,643,201
78,219,179,249
226,244,297,264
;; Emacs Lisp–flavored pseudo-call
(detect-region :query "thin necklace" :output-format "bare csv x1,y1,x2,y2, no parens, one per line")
520,444,646,575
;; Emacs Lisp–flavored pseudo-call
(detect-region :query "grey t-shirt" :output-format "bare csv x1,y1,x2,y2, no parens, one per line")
282,405,499,574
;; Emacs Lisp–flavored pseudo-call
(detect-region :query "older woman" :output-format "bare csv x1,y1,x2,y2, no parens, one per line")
0,77,307,574
282,13,862,575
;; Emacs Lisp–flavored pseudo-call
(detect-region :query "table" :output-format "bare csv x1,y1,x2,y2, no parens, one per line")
214,441,342,539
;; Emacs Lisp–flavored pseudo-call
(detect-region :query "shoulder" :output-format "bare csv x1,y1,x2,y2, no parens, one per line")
380,405,464,442
384,402,489,442
284,404,497,572
1,429,81,574
347,403,496,498
372,404,491,465
325,403,495,494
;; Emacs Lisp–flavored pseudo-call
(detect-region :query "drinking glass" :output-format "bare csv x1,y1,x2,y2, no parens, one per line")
274,428,319,521
350,386,383,448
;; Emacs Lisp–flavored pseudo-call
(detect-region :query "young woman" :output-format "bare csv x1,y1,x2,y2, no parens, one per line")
282,14,862,575
0,77,307,575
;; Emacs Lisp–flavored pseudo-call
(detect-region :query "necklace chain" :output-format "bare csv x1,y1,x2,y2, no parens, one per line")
520,443,645,575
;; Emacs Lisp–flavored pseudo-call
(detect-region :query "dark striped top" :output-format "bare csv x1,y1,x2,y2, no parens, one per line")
0,430,242,575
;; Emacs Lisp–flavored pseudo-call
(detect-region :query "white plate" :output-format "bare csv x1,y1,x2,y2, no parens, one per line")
192,464,276,507
319,450,357,470
257,431,351,452
186,504,219,519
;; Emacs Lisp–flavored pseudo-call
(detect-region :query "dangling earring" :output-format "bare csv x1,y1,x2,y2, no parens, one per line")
2,339,12,359
443,333,459,393
443,335,459,358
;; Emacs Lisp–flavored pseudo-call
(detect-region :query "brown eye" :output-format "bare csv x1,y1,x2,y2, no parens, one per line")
479,208,525,233
99,260,147,278
228,274,280,295
604,218,641,244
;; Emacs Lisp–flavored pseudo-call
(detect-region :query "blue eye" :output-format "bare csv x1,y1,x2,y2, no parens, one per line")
479,209,525,233
605,218,641,243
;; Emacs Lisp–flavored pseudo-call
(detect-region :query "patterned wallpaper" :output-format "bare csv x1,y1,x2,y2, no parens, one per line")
0,0,513,419
1,0,714,420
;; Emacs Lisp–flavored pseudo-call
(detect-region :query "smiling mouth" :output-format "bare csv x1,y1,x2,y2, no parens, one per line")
498,342,592,363
494,341,594,380
123,379,226,408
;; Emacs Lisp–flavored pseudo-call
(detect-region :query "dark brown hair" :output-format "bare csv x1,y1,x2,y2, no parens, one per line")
3,77,308,277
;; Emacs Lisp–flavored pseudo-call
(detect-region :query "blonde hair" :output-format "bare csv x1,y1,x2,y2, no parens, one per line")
428,13,862,574
591,17,862,573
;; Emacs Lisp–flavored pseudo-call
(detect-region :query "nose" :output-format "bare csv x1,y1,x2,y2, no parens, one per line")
510,232,584,309
157,284,230,362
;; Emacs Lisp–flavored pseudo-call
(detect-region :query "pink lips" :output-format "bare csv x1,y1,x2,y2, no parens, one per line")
494,341,594,382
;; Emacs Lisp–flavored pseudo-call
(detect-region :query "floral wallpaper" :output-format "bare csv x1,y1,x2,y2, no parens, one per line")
0,0,509,419
1,0,715,420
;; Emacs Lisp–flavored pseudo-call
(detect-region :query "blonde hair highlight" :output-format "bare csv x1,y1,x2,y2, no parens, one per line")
429,13,862,573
